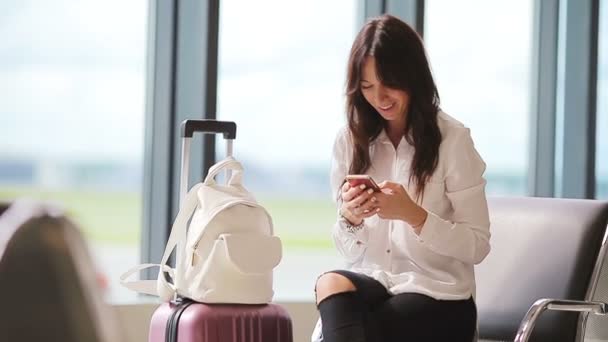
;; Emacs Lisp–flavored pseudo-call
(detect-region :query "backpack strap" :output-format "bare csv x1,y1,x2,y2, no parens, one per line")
120,183,202,299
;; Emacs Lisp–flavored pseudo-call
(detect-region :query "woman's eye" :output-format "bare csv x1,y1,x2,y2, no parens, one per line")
361,85,372,90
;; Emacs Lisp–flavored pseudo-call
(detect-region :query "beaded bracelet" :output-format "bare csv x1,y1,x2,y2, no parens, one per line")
340,213,365,233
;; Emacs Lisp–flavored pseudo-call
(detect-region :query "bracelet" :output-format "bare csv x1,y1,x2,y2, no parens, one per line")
339,212,365,233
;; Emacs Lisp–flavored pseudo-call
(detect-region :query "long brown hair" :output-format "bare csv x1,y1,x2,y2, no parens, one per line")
345,14,441,200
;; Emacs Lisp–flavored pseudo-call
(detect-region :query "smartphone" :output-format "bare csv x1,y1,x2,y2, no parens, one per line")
345,174,381,192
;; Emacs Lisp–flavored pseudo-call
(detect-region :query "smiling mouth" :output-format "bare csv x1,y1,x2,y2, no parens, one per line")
379,103,395,111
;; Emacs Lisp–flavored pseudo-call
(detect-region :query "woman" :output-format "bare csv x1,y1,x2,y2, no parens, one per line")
313,14,491,342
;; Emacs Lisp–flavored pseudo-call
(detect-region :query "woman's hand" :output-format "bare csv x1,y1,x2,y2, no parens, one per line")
340,181,379,225
376,181,428,234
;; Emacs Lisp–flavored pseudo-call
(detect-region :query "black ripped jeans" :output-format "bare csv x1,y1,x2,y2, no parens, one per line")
316,270,477,342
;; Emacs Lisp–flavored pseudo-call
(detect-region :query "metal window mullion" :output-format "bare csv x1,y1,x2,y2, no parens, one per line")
358,0,384,27
385,0,425,37
557,0,600,199
528,0,559,197
142,0,220,272
170,0,219,217
358,0,424,37
202,0,220,175
141,0,177,273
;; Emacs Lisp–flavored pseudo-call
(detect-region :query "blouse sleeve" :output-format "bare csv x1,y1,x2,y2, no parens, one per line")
416,128,491,265
329,128,369,263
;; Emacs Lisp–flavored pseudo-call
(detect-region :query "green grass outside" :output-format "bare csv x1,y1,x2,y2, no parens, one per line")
0,186,336,250
259,196,335,249
0,186,142,244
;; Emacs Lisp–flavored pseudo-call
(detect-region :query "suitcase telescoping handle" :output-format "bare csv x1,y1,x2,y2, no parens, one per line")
181,119,237,139
179,119,237,206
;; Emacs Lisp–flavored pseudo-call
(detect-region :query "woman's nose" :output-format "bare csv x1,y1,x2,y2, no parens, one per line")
374,86,388,102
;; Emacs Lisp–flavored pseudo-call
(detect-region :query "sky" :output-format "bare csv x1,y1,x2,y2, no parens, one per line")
0,0,606,176
0,0,148,163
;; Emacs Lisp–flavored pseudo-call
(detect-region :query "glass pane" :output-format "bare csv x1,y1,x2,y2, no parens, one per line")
0,0,148,301
597,0,608,199
217,0,358,300
424,0,533,195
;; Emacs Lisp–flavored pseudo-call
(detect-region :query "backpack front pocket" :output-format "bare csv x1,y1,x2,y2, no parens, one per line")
184,233,282,304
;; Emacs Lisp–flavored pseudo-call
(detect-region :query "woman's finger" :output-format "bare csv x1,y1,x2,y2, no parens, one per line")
359,196,377,212
361,209,379,218
378,181,406,195
341,181,351,193
349,188,374,207
344,201,360,215
345,200,365,217
347,196,378,216
342,184,366,202
378,181,399,190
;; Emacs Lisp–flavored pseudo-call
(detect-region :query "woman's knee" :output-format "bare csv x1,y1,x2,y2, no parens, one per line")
315,272,357,304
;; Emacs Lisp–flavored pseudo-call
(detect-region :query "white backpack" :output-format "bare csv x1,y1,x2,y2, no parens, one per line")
121,157,282,304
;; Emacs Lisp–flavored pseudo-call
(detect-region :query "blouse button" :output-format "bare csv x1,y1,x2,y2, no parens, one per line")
386,249,391,254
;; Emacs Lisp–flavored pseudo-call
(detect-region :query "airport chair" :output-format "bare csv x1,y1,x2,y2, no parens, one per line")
476,197,608,342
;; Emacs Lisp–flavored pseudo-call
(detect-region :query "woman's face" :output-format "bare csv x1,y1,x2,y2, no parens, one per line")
360,56,410,123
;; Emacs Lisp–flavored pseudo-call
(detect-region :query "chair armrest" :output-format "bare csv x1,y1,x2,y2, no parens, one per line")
514,298,607,342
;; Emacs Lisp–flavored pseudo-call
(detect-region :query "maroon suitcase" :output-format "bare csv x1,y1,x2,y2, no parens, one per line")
149,299,293,342
148,120,293,342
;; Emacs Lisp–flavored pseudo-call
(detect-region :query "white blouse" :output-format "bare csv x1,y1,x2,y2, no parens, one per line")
330,111,491,300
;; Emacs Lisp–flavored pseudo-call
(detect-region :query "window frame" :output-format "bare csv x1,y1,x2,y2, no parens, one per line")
529,0,559,197
141,0,603,269
141,0,220,273
554,0,600,198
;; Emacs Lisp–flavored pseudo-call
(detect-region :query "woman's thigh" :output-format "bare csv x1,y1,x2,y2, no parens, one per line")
372,293,477,342
317,270,391,310
317,270,393,341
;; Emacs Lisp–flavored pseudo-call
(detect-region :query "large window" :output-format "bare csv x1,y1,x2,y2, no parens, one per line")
597,0,608,199
0,0,148,301
424,0,534,195
217,0,357,300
